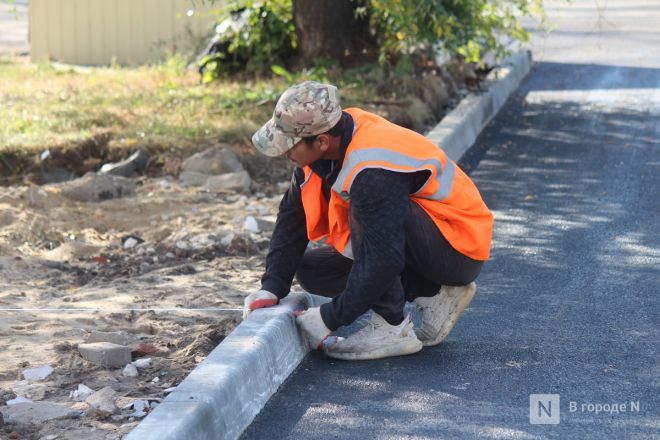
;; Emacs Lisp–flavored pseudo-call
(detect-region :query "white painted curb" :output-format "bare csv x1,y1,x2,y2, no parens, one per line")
126,50,533,440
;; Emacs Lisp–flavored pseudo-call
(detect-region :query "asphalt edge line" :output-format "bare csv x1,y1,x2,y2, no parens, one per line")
126,50,533,440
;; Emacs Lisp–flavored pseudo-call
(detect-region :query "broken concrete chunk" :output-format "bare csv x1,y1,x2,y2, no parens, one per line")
85,386,118,417
6,396,31,406
78,342,131,368
12,382,48,400
129,399,149,418
244,216,259,233
181,146,244,175
69,384,95,402
22,365,54,382
204,171,252,194
49,172,136,202
220,232,235,246
131,358,151,369
122,364,138,377
256,216,276,232
0,402,80,424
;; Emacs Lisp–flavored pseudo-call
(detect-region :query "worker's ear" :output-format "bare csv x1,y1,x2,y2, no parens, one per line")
315,134,331,153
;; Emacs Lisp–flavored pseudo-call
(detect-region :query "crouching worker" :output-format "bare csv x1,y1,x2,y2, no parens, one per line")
243,81,493,361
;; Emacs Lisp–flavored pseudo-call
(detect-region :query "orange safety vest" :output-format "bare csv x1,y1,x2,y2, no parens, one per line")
300,108,493,261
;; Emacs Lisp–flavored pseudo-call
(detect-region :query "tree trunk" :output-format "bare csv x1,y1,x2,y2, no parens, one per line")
292,0,376,67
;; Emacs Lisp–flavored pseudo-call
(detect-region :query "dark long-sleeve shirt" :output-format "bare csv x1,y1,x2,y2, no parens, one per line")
260,112,428,329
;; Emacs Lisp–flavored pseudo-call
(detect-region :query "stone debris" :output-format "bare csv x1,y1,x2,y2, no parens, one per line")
22,365,54,382
129,400,148,418
49,172,136,202
204,171,252,194
69,384,95,402
131,358,151,369
178,147,251,193
12,382,48,400
244,216,259,233
220,232,235,246
0,401,80,424
78,342,132,368
6,396,32,406
181,146,244,175
84,386,118,417
255,216,276,232
122,235,144,249
122,364,139,378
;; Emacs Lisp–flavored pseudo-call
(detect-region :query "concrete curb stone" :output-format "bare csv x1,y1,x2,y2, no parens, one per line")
126,50,533,440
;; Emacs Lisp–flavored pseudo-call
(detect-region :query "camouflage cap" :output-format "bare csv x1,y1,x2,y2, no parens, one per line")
252,81,342,157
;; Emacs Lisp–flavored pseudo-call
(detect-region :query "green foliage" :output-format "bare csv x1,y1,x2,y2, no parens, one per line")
367,0,545,64
201,0,545,81
198,0,296,82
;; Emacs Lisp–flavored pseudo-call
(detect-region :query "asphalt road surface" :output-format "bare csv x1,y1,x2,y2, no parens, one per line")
242,1,659,439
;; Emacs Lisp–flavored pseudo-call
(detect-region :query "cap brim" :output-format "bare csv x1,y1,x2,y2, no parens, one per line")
252,118,301,157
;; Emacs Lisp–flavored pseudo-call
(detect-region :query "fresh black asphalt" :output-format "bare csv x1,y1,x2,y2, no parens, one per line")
241,2,660,439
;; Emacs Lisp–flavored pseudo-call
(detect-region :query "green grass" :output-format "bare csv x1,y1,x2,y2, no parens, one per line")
0,55,386,160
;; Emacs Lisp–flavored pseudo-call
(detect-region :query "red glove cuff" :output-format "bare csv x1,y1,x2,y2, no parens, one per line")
249,298,278,311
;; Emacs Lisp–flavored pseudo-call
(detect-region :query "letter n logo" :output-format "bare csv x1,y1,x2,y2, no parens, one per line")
529,394,560,424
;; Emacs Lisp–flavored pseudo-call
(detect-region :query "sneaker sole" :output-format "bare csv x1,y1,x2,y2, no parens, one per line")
324,338,423,361
420,283,477,347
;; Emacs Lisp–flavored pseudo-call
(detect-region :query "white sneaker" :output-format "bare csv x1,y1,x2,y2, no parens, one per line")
324,313,423,361
413,282,477,346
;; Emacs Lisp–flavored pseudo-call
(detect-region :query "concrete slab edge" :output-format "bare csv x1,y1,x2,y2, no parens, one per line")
126,50,532,440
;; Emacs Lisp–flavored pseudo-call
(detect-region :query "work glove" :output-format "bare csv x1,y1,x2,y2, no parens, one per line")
295,307,333,350
243,290,279,320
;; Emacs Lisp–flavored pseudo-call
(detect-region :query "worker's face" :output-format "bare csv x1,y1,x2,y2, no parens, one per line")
283,135,329,168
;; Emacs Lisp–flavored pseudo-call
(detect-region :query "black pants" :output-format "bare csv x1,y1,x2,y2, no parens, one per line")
295,202,484,326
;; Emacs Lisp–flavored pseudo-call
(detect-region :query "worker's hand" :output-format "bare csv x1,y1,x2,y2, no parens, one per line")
295,307,331,350
243,290,279,320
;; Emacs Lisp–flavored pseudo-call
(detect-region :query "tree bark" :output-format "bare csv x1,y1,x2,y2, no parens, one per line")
292,0,376,67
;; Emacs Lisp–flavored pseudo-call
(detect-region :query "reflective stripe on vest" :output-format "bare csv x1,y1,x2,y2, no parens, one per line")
331,148,456,202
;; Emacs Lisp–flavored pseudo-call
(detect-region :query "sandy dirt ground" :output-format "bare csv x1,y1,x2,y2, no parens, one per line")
0,168,286,439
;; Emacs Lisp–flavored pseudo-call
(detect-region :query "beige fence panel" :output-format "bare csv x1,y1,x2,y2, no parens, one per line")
29,0,217,65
